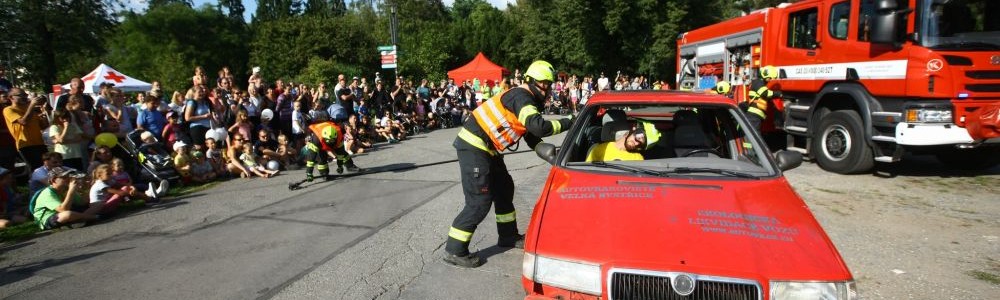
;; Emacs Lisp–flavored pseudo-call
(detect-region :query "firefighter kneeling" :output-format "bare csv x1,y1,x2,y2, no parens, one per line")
303,121,362,182
443,60,574,268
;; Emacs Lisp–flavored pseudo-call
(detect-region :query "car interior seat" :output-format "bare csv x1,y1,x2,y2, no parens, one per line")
672,110,715,157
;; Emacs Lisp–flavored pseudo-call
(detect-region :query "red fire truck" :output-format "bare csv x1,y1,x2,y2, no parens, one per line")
676,0,1000,174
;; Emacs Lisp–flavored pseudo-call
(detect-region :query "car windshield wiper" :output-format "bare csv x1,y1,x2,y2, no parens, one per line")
574,161,665,176
662,167,761,179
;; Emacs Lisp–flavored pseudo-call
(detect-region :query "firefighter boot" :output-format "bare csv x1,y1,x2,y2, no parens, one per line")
336,160,344,174
346,159,362,173
498,234,525,249
443,252,483,268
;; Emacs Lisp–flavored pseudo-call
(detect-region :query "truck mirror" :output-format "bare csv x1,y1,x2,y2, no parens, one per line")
535,143,557,165
870,10,902,45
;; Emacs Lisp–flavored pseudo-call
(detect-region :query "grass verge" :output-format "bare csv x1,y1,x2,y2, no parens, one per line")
967,270,1000,286
0,181,220,243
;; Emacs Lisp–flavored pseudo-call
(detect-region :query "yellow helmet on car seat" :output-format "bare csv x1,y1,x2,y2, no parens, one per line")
321,125,338,142
760,65,779,80
714,81,731,94
525,60,555,82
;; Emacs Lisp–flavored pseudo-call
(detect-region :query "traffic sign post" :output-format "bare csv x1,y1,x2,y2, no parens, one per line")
379,45,397,69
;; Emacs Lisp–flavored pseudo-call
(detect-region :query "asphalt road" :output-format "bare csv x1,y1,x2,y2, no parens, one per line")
1,124,998,299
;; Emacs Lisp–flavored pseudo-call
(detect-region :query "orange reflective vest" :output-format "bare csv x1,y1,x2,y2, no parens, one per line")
472,88,527,151
308,122,343,152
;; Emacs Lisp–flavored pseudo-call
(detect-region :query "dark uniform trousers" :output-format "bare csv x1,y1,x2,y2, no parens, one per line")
445,146,518,256
303,142,352,178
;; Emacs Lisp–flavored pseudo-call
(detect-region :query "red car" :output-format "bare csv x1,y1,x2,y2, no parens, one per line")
522,91,856,300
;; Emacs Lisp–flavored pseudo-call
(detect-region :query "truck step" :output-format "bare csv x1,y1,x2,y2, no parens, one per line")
874,156,899,163
785,125,808,133
786,146,808,154
871,135,896,142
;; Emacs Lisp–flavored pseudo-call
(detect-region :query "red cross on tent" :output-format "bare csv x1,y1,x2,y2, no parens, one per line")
61,63,152,94
104,71,126,83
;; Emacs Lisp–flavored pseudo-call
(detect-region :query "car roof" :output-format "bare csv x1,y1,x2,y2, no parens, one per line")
586,90,737,107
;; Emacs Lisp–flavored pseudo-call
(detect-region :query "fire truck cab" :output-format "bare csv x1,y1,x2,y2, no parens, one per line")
677,0,1000,174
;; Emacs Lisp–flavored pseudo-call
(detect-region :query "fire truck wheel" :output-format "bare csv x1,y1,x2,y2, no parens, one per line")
812,110,874,174
935,148,1000,170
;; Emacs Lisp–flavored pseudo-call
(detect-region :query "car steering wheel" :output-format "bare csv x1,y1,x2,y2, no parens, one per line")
681,148,723,157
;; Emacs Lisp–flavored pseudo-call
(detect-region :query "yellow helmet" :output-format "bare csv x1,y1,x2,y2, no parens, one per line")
635,119,661,150
321,125,338,142
760,65,779,80
524,60,555,82
714,81,731,94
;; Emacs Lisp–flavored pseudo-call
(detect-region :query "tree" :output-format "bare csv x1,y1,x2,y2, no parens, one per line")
250,15,378,84
148,0,193,9
219,0,246,21
254,0,296,22
105,3,250,91
0,0,117,91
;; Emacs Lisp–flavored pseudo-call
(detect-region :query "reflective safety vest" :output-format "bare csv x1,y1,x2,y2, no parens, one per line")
746,82,772,119
308,122,343,152
472,88,528,151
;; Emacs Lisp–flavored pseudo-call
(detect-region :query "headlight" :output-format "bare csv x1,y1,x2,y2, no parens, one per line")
522,253,602,295
905,108,952,123
770,281,857,300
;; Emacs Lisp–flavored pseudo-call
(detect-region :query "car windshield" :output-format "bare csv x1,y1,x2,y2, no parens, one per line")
919,0,1000,50
561,101,777,178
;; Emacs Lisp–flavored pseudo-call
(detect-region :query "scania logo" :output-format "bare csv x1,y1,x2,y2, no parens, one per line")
672,274,696,296
992,55,1000,65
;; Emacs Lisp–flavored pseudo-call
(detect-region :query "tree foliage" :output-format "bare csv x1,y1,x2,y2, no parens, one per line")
2,0,785,92
105,3,250,91
0,0,117,91
250,14,378,84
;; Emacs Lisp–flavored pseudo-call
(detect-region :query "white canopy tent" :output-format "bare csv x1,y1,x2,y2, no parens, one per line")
62,64,152,94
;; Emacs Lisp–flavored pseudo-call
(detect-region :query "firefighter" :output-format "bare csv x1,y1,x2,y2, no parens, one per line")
713,81,732,98
302,121,362,182
745,65,782,131
443,60,574,268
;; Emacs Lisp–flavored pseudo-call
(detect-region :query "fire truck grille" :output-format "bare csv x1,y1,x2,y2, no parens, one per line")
965,84,1000,93
965,71,1000,80
610,272,760,300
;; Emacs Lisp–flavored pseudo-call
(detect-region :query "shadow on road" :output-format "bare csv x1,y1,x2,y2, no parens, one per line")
872,154,1000,178
0,247,133,287
0,241,35,252
476,245,517,263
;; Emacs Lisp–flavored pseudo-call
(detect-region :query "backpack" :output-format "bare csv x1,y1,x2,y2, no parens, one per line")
27,189,45,216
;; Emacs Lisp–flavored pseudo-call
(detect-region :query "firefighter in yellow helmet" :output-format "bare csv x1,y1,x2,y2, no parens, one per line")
712,81,732,97
745,65,782,131
443,60,575,268
302,121,362,182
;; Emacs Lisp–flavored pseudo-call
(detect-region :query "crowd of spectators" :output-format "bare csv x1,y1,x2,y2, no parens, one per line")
0,63,662,231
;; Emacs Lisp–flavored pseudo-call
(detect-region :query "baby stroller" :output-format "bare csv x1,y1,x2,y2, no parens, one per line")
123,129,181,184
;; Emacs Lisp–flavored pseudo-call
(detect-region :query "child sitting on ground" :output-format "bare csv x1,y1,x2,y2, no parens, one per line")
276,133,297,168
239,145,279,178
189,151,217,183
173,141,192,183
204,137,227,176
90,164,157,215
111,158,168,200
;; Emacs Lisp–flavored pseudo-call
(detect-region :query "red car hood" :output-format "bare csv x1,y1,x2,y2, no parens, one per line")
532,168,852,282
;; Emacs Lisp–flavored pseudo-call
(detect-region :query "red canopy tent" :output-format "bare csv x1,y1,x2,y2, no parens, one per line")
447,52,510,84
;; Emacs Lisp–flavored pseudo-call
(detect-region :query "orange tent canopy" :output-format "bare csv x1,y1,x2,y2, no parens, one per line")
447,52,510,84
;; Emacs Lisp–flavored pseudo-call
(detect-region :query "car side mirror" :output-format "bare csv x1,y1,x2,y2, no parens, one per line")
535,143,557,165
774,150,803,171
